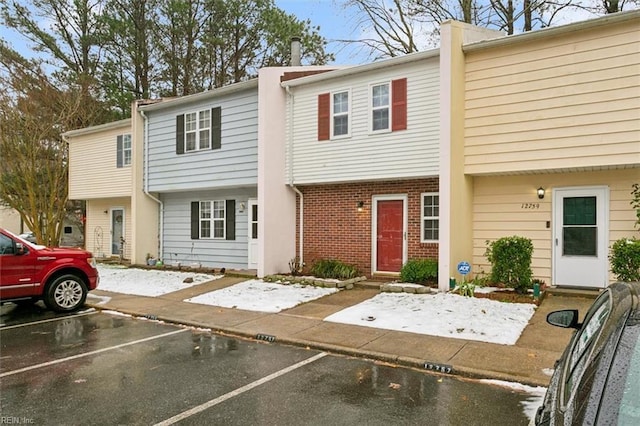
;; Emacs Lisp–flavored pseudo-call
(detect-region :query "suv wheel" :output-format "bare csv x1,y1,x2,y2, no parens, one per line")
45,274,88,313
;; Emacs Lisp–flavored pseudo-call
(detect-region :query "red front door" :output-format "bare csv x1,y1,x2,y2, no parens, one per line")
376,199,404,272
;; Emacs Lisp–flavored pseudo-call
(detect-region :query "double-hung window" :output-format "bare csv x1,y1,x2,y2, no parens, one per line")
116,134,132,168
199,200,225,239
185,110,211,152
371,83,390,132
332,90,350,138
177,107,221,154
191,199,235,241
421,193,439,242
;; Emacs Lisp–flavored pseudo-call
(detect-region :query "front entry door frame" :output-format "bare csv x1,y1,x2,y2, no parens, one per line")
552,186,609,288
110,207,125,257
247,198,258,270
372,194,408,274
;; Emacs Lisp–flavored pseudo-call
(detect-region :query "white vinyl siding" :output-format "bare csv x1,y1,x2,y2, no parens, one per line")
286,56,439,185
146,88,258,192
68,122,132,199
464,20,640,175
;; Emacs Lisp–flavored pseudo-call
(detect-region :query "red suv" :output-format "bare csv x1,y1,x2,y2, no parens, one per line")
0,228,99,312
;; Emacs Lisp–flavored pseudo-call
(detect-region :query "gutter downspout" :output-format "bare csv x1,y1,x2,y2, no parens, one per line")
285,85,303,266
139,109,164,259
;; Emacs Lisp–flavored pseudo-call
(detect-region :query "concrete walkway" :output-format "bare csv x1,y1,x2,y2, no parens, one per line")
86,277,596,387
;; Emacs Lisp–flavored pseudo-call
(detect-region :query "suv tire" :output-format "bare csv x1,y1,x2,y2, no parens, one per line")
44,274,88,313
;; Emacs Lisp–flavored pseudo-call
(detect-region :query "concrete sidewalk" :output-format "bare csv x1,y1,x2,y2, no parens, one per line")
86,277,596,387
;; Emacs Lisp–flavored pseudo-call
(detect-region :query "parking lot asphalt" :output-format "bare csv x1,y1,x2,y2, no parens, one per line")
86,276,597,387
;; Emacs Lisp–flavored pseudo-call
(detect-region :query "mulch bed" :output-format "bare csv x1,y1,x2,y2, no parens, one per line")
472,288,546,305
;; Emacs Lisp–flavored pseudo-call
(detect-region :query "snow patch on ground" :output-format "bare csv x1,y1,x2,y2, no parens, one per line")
324,292,536,345
184,279,339,313
97,264,221,297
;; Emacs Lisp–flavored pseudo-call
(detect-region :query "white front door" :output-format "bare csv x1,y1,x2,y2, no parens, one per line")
553,187,608,288
247,199,258,269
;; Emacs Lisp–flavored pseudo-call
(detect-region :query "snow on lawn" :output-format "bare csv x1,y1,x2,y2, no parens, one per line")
184,279,339,313
324,292,536,345
97,264,221,297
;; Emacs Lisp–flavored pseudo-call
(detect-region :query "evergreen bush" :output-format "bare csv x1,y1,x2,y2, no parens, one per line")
610,238,640,282
485,236,534,293
310,259,359,280
400,258,438,284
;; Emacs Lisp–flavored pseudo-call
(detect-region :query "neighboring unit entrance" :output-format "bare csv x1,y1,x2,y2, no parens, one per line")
111,208,125,257
247,199,258,269
553,187,608,288
373,196,407,273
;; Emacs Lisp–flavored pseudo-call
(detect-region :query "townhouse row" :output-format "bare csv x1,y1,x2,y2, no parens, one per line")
64,12,640,291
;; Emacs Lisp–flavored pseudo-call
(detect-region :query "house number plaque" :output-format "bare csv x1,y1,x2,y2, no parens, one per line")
521,203,540,209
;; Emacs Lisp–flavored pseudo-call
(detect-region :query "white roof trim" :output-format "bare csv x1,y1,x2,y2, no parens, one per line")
63,118,131,138
139,79,259,112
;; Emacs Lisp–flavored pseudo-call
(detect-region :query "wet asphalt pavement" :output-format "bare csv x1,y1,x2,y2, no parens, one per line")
0,304,542,425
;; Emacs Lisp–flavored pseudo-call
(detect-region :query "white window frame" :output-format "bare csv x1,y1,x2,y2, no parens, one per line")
331,89,351,139
122,134,132,166
421,192,439,243
199,200,225,239
369,82,391,133
184,109,211,152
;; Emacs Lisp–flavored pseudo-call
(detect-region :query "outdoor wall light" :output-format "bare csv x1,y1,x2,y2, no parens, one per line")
239,202,246,212
537,187,545,199
357,201,364,212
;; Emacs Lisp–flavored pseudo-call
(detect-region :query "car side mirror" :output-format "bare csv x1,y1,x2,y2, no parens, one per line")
15,242,26,255
547,309,581,329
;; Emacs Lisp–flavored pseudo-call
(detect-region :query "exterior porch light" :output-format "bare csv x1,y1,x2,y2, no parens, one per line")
357,201,364,212
537,187,545,199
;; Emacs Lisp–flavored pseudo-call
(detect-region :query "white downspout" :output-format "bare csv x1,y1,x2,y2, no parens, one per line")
139,109,164,259
285,85,303,265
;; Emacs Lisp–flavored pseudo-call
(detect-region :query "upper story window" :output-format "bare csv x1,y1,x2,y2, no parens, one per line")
421,192,439,242
371,83,390,132
116,134,132,168
317,90,350,141
176,107,221,154
190,199,236,241
332,91,350,137
317,78,406,141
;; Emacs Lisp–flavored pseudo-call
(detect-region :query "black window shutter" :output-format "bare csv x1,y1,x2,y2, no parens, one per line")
176,115,185,154
190,202,199,239
225,199,235,240
116,135,123,168
211,107,221,150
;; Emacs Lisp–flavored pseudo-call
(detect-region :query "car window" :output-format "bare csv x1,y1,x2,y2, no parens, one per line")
562,291,611,406
0,234,15,255
598,319,640,425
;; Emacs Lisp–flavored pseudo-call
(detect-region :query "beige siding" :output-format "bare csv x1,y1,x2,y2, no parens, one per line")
286,56,440,184
472,169,638,285
464,19,640,175
68,124,133,199
85,199,132,259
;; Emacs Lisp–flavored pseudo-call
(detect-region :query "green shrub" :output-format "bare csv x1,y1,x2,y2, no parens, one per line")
400,258,438,284
310,259,360,280
610,238,640,282
485,236,534,293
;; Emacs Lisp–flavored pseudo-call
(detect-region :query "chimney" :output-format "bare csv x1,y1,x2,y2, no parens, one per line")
291,36,301,66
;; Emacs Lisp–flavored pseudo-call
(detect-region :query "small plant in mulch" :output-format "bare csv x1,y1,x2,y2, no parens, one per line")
400,258,438,286
310,259,360,280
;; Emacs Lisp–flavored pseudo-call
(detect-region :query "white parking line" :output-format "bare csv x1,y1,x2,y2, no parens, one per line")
0,328,188,378
0,310,98,331
154,352,328,426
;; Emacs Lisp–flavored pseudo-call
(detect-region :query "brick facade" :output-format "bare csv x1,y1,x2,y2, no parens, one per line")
296,178,439,277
